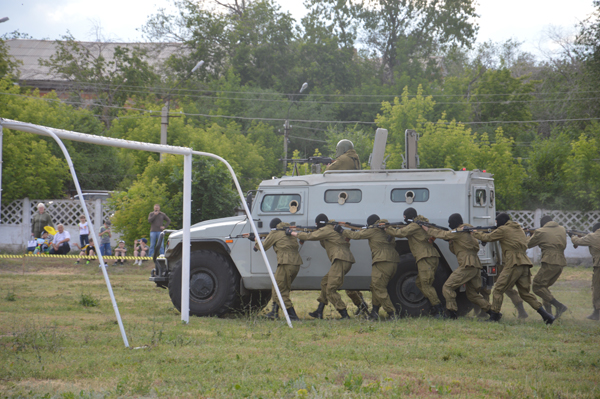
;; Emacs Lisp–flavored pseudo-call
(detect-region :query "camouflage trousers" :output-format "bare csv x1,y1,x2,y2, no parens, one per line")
317,259,353,311
481,262,523,306
416,257,441,306
492,264,541,313
345,290,364,307
532,262,563,305
443,266,490,312
272,264,301,309
370,261,397,313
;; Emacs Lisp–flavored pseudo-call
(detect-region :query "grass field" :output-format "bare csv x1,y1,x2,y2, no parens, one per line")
0,258,599,398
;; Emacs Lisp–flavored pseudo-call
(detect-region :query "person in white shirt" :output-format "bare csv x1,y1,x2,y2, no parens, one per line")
78,215,90,247
50,224,71,255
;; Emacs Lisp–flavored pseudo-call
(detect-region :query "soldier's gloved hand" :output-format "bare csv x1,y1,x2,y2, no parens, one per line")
285,228,292,236
253,246,259,252
247,233,256,242
334,224,343,233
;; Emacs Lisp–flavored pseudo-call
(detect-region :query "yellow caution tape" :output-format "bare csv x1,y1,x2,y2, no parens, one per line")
1,254,155,260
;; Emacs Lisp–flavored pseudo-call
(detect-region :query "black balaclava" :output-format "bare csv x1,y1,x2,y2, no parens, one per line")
593,222,600,232
448,213,463,230
367,214,380,226
496,212,511,227
403,207,417,223
315,213,328,229
540,215,553,227
270,218,282,229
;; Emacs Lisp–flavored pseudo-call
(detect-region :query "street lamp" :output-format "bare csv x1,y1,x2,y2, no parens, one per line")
282,82,308,173
160,60,205,161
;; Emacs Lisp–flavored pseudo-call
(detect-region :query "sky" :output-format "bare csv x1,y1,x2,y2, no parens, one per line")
1,0,596,59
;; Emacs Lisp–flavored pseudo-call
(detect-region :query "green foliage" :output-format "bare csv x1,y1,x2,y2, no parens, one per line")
475,130,526,210
562,127,600,211
79,293,98,307
375,85,436,169
419,116,478,170
109,155,238,244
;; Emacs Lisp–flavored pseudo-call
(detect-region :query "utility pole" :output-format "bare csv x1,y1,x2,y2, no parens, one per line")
160,61,204,162
282,82,308,173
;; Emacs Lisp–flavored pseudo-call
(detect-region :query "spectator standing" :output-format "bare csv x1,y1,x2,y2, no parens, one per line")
78,215,90,247
148,204,171,257
49,224,71,255
31,203,54,238
99,220,112,256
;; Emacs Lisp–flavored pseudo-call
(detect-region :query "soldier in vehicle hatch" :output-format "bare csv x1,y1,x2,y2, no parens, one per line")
289,213,356,319
340,214,401,320
254,218,302,321
472,213,555,324
569,222,600,321
527,215,569,318
422,213,492,320
324,139,370,315
325,139,361,171
384,207,445,318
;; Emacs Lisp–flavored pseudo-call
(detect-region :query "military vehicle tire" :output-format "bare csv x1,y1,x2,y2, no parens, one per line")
240,290,272,314
388,254,432,317
168,250,241,317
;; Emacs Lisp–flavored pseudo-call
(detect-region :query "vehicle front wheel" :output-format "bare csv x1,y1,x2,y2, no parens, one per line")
168,250,241,317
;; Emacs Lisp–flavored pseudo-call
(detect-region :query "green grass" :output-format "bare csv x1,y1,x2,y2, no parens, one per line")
0,259,599,398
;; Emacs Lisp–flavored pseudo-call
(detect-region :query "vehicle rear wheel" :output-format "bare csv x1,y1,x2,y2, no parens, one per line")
168,250,241,317
388,254,430,317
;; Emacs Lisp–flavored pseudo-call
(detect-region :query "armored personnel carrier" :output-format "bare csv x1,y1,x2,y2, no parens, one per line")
150,130,499,317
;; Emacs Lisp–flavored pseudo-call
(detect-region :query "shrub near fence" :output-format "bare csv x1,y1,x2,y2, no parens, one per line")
0,198,121,253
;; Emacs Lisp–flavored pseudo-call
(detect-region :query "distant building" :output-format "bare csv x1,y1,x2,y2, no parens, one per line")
6,39,181,97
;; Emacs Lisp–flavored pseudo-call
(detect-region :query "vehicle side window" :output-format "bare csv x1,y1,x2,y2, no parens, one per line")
260,194,301,212
324,189,362,203
474,188,487,207
391,188,429,202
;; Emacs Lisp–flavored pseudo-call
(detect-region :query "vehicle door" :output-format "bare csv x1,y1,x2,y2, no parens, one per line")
250,190,308,274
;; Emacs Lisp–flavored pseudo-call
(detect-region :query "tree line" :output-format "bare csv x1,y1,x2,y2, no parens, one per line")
1,0,599,241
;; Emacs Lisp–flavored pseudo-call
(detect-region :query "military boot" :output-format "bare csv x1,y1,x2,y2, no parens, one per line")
338,308,351,319
515,302,529,319
309,302,325,319
543,300,553,316
431,304,446,319
537,306,555,325
586,308,600,320
355,300,369,316
367,306,380,321
286,307,300,321
447,309,458,320
265,302,279,320
550,299,568,318
485,310,502,322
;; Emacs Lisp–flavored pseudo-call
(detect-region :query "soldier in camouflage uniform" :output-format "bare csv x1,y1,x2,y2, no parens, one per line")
472,213,555,324
384,207,444,317
254,218,303,321
527,215,568,318
341,214,401,320
423,213,492,319
325,139,361,171
570,222,600,321
325,139,370,315
290,213,356,319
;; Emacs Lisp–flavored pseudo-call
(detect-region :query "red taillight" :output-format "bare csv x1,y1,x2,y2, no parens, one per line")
462,167,466,171
491,267,497,274
482,169,486,173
